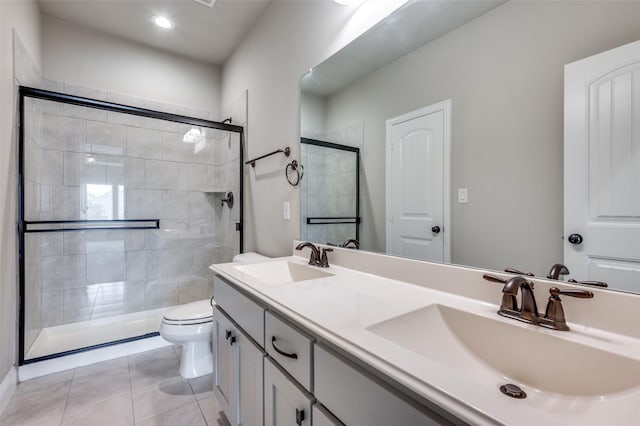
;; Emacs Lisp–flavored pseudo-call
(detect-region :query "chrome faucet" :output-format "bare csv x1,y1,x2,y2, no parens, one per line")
295,242,332,268
483,274,593,331
547,263,570,280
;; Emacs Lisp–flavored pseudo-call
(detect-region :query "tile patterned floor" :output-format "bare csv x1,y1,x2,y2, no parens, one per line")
0,346,228,426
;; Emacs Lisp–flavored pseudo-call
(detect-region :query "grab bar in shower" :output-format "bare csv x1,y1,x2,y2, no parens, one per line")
245,147,290,167
24,219,160,233
306,217,361,225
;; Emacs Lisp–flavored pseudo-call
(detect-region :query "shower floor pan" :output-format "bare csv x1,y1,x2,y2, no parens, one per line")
26,306,175,360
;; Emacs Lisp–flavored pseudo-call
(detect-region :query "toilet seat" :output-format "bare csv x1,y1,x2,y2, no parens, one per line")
162,300,213,325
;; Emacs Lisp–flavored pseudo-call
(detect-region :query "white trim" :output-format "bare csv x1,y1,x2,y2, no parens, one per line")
18,335,171,382
385,100,452,263
0,367,17,416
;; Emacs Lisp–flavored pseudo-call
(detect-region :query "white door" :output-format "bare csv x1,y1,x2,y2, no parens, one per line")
386,101,451,262
565,40,640,292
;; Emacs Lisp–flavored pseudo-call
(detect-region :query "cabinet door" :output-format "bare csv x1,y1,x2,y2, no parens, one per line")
236,330,265,426
314,344,456,426
312,404,344,426
212,306,237,424
264,358,313,426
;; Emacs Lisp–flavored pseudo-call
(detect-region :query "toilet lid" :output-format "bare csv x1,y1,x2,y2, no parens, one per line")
163,299,213,322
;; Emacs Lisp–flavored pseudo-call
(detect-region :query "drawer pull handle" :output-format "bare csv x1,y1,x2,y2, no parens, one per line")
225,330,232,340
296,408,305,425
271,336,298,359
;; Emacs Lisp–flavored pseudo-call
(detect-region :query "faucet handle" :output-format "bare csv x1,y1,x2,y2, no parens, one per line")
504,268,534,277
482,274,508,284
543,287,594,331
567,279,608,288
549,287,594,299
319,248,333,268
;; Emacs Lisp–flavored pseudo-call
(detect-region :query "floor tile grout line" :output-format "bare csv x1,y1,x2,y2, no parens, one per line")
59,366,77,426
195,396,210,426
128,353,136,425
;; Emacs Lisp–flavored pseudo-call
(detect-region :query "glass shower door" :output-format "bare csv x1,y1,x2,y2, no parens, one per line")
19,87,243,363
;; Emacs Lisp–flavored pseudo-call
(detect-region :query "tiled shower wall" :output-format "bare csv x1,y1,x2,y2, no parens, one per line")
300,124,362,246
22,82,241,352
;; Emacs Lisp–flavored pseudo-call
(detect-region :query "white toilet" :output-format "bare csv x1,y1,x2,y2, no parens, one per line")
159,252,268,379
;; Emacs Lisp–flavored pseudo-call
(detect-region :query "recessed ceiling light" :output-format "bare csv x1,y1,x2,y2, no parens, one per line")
153,16,174,29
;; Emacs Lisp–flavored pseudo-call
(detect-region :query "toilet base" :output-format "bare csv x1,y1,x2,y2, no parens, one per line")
179,341,213,379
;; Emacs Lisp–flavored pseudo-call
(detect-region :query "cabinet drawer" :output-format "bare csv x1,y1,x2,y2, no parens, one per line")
264,358,313,426
265,310,314,392
214,276,265,347
314,344,456,426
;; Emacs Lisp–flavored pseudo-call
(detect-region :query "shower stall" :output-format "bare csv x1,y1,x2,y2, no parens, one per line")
18,87,244,364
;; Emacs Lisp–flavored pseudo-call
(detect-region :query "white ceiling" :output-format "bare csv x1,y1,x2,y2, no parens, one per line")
38,0,272,65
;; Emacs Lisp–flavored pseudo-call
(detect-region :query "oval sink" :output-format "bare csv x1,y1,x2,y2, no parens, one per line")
234,261,334,286
367,304,640,396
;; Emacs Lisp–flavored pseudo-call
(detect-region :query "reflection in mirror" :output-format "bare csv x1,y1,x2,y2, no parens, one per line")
300,0,640,293
300,138,360,247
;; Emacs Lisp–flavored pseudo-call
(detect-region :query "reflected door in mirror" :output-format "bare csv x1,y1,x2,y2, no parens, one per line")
565,39,640,293
386,102,451,262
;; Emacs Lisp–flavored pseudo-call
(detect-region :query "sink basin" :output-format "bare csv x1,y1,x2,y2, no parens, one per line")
367,304,640,396
234,261,334,286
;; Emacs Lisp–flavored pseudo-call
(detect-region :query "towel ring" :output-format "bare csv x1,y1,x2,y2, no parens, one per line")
286,160,304,186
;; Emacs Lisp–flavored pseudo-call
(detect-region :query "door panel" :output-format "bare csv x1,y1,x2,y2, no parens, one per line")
386,102,450,262
264,359,312,426
565,40,640,291
236,330,265,426
212,307,236,424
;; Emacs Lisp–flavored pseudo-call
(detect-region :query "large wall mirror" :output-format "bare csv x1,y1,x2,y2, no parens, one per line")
299,0,640,293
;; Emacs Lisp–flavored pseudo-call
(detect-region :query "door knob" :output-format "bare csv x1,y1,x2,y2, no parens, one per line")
431,225,441,234
568,233,583,245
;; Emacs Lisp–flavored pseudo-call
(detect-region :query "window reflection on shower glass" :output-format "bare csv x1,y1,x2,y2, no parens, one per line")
85,184,121,220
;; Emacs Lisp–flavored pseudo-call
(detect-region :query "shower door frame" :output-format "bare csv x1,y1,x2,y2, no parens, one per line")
17,86,245,365
300,137,361,242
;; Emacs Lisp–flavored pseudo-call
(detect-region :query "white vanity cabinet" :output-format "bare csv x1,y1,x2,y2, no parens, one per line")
213,275,459,426
212,305,266,426
314,344,453,426
264,358,313,426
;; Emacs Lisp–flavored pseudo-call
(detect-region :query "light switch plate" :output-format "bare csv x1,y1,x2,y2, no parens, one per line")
283,201,291,220
458,188,468,204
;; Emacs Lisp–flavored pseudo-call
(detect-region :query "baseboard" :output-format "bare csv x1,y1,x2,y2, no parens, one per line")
18,335,171,382
0,367,17,416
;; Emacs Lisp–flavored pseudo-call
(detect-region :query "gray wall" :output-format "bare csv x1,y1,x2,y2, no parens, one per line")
0,0,41,384
320,1,640,275
221,0,410,257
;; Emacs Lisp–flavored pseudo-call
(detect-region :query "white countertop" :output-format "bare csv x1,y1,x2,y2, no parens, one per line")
211,254,640,425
